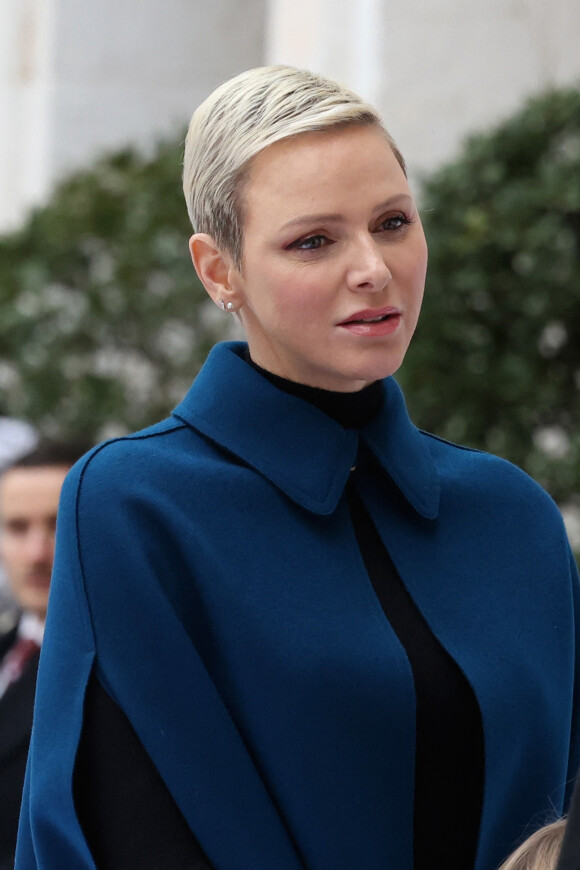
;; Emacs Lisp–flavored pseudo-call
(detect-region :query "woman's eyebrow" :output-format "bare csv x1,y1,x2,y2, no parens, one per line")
279,195,414,232
280,213,343,231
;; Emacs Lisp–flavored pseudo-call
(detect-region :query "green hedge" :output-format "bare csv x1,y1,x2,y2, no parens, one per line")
0,137,229,441
399,86,580,511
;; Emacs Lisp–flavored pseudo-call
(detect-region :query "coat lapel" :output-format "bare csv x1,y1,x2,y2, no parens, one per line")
173,341,440,519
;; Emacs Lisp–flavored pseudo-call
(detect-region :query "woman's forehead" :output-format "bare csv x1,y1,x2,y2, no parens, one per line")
242,126,411,227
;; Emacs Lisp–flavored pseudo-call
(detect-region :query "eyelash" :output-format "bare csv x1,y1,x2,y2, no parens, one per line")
289,213,413,251
292,235,327,251
377,214,413,232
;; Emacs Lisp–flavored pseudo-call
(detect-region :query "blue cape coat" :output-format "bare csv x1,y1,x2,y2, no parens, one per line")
17,341,580,870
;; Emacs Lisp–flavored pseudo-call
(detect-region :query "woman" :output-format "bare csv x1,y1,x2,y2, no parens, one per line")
16,67,580,870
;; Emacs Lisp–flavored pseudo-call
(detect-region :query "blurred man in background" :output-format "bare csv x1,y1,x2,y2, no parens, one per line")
0,418,37,621
0,442,83,870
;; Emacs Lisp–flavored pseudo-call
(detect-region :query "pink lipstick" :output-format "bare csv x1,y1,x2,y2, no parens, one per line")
338,306,402,337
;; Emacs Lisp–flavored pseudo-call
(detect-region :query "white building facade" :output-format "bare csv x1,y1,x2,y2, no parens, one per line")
0,0,266,232
0,0,579,231
267,0,580,182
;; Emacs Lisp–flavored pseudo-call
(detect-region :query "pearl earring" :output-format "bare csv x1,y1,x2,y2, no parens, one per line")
226,302,234,311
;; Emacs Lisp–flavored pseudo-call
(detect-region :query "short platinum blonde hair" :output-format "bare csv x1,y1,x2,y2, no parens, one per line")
498,819,566,870
183,65,406,267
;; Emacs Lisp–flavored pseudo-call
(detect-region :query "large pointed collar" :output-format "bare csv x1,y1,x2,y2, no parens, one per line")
172,342,440,519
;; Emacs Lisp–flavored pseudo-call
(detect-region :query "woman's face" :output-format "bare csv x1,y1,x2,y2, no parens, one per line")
229,124,428,391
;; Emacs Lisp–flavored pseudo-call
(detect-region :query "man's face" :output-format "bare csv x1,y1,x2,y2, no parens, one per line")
0,465,69,620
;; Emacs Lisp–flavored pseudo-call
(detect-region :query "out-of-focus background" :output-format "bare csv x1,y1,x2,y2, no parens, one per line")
0,0,579,552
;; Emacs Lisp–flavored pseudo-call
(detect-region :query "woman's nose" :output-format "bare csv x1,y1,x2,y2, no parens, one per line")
346,236,392,292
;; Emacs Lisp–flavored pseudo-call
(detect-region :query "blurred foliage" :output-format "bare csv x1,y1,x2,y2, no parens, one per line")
399,87,580,522
0,135,230,441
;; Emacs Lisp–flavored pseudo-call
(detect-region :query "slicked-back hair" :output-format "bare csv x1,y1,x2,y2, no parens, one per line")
183,65,406,268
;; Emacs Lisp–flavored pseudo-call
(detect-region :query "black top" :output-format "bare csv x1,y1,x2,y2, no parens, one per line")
74,361,484,869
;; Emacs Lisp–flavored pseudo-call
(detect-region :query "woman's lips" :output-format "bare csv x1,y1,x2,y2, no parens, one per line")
338,307,402,336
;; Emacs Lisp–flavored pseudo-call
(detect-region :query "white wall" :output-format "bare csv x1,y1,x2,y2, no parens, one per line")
2,0,579,233
266,0,580,182
0,0,55,232
48,0,266,176
0,0,266,232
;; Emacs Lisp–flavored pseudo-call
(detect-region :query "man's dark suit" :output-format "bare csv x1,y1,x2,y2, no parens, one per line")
0,614,40,870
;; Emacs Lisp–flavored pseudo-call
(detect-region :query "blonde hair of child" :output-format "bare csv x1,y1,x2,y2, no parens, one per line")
498,819,566,870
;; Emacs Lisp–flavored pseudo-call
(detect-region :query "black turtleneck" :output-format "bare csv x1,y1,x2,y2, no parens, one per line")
244,357,385,428
74,356,484,870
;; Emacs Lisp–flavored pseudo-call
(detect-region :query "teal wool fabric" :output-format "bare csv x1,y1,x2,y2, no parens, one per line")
17,341,580,870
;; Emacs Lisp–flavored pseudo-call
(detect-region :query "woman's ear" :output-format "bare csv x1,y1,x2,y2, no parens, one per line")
189,233,238,309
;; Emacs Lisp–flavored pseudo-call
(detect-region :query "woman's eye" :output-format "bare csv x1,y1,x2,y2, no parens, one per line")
377,214,412,232
292,234,328,251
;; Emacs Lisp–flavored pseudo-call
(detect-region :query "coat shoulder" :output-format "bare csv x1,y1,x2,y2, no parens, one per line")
63,417,204,501
420,429,563,524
